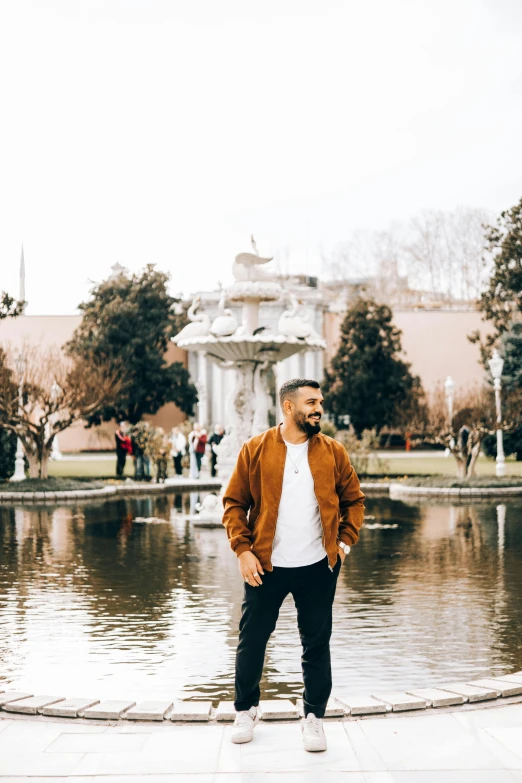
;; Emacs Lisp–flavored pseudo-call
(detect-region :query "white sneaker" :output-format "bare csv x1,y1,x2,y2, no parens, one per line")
231,706,259,744
301,713,327,752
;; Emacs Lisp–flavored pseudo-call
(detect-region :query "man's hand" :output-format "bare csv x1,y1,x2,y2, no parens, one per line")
238,551,264,586
338,545,347,563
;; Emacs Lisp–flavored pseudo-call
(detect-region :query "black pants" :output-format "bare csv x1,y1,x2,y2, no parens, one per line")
195,452,203,473
116,450,126,477
173,454,183,475
210,453,218,477
234,555,341,718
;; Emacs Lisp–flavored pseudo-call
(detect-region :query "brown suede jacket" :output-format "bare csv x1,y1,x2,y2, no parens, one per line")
222,425,365,571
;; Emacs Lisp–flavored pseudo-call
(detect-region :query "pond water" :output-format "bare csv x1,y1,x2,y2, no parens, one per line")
0,492,521,702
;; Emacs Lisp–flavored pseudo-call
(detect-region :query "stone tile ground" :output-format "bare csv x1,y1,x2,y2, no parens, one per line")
0,701,521,781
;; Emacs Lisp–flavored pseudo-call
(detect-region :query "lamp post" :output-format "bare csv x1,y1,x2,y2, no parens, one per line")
10,351,26,482
50,380,63,460
488,349,506,478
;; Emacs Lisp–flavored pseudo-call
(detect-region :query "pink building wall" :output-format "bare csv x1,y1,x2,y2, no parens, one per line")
324,308,492,391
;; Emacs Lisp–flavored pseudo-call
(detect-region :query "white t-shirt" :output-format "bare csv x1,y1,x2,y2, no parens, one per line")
271,439,326,568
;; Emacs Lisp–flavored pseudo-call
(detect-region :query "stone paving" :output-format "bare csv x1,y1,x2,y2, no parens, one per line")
1,699,522,781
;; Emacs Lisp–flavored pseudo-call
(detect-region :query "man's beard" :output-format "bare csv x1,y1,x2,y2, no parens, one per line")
294,410,321,436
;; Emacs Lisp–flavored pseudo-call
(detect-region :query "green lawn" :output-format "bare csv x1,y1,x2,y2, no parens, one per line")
372,454,522,478
48,458,135,479
46,453,522,480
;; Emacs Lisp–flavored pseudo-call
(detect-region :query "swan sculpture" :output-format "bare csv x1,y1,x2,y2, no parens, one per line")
172,296,211,343
210,289,238,337
232,235,273,281
278,293,314,339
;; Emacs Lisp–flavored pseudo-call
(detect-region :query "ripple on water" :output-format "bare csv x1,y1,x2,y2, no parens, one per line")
0,494,521,700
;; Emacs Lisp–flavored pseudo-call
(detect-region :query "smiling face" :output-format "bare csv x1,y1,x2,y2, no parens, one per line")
284,386,324,436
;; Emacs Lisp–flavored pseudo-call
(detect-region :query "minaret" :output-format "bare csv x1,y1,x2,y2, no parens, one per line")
20,245,27,313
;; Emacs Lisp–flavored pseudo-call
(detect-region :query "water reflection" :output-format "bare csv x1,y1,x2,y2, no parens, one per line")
0,495,521,702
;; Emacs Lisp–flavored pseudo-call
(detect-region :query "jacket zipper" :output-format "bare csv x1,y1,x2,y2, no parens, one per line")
309,443,333,571
268,442,287,569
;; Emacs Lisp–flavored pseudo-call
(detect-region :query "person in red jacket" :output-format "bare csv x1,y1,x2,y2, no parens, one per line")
115,422,132,477
194,427,207,474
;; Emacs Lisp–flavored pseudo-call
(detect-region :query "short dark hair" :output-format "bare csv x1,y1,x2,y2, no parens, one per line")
279,378,320,409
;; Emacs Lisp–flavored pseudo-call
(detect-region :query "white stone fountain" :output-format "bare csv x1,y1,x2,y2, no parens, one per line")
173,243,325,525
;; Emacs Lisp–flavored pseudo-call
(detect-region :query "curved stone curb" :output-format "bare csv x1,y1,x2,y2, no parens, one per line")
1,671,521,723
390,482,522,498
0,479,222,504
4,478,520,503
360,482,390,493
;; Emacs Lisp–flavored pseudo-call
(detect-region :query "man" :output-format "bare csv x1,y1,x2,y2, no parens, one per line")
170,426,187,476
188,422,205,479
131,428,144,480
115,421,131,478
194,425,207,474
222,379,365,752
208,424,224,477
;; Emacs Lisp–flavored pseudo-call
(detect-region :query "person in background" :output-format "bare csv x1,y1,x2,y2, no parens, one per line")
141,422,152,481
131,428,145,480
188,422,205,479
130,422,153,482
208,424,224,477
170,426,187,476
115,422,132,477
194,426,207,475
154,427,169,483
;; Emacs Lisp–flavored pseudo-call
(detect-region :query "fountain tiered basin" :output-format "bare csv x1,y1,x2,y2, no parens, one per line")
172,247,325,523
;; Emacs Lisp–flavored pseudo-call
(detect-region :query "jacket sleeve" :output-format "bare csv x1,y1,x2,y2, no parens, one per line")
336,447,365,547
222,443,254,557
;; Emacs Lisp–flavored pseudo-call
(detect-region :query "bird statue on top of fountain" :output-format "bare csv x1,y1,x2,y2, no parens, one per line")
172,296,211,344
232,235,274,281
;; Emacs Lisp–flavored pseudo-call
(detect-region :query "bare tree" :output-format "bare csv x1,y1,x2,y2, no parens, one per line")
407,207,491,301
420,384,503,478
321,206,490,305
0,345,123,479
371,224,409,303
448,207,492,301
321,228,407,307
406,210,446,296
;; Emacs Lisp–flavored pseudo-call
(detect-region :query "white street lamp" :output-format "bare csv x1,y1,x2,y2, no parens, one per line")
10,351,26,482
49,380,63,461
488,349,506,477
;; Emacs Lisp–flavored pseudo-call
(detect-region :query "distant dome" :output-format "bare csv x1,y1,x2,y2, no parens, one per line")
109,262,127,280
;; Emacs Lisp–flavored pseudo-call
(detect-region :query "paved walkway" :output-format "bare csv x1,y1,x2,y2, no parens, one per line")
1,701,522,781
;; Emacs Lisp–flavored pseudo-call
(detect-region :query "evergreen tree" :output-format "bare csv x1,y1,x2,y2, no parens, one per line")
482,323,522,461
502,322,522,390
0,294,23,478
67,265,197,425
470,197,522,460
0,292,24,319
476,197,522,336
323,297,423,434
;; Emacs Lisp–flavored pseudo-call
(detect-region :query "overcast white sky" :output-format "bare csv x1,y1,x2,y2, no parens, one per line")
1,0,521,314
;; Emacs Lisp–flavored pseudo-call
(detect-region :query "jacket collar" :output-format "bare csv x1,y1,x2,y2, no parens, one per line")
274,423,319,446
